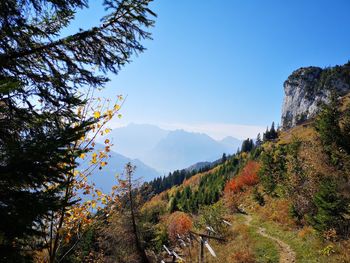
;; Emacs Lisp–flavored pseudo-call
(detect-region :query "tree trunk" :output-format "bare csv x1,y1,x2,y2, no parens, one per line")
127,163,149,263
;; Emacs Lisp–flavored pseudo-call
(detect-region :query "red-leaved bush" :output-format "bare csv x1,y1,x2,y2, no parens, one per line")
224,161,260,194
167,211,193,242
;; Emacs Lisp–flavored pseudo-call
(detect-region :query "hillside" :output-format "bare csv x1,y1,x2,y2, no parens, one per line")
61,65,350,263
5,2,350,262
134,92,350,262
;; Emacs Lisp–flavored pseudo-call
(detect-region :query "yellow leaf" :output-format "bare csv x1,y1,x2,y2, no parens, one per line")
99,151,106,158
114,104,121,111
107,110,113,119
105,128,111,134
100,161,107,167
104,139,110,144
91,153,97,164
93,111,101,119
96,190,102,197
80,153,86,159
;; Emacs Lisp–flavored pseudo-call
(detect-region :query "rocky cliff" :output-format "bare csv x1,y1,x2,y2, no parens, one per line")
281,62,350,129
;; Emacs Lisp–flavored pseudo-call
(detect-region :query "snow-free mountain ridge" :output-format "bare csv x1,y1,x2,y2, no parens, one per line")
103,124,242,173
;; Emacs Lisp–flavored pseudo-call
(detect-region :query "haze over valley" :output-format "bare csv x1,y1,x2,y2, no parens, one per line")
95,123,242,179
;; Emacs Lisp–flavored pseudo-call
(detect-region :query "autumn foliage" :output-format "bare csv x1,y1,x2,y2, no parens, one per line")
167,212,193,242
224,161,260,194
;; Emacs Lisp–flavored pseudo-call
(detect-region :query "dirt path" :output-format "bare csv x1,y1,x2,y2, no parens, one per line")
244,215,296,263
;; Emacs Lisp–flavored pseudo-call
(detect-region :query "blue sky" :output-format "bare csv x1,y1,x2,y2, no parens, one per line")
67,0,350,139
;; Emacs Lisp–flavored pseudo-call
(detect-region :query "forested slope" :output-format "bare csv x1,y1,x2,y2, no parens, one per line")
68,94,350,263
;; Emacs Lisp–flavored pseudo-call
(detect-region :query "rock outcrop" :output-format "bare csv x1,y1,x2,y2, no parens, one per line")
281,62,350,129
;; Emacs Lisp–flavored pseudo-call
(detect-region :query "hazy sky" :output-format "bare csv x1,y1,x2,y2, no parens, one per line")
66,0,350,139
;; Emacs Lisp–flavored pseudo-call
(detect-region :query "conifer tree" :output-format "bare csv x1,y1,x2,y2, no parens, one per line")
315,93,342,156
270,122,277,139
222,153,227,162
241,138,254,152
263,126,269,141
0,0,155,260
256,133,262,147
312,179,349,235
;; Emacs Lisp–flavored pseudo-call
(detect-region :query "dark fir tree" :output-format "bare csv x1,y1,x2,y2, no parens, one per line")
256,133,262,147
270,122,278,139
222,153,227,163
263,122,278,141
263,126,268,141
0,0,155,261
241,138,254,152
315,93,342,157
311,179,349,235
148,167,212,195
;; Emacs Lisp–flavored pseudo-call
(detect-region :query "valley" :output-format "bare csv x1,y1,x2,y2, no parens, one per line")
2,2,350,262
65,62,350,263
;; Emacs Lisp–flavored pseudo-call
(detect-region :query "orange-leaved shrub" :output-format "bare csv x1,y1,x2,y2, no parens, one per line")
167,211,193,242
224,161,260,194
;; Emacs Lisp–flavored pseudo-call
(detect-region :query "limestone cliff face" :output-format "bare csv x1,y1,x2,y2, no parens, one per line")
281,63,350,129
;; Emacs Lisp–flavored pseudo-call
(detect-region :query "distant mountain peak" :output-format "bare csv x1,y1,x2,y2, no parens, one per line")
102,123,242,173
80,143,161,192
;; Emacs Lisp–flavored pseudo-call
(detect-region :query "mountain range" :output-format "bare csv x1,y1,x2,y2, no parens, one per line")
101,123,242,173
82,143,161,192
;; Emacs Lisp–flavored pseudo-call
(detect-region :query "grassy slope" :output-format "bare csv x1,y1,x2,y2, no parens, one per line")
251,214,324,263
180,213,280,263
144,95,350,262
239,214,280,263
243,105,350,262
242,119,344,263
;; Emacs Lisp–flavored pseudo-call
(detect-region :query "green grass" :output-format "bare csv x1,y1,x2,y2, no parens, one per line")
248,226,280,263
219,213,346,263
235,214,279,263
251,215,329,263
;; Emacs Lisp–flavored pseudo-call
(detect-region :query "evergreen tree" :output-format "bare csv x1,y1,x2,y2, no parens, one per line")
270,122,278,139
259,146,286,195
256,133,262,147
315,93,342,159
311,179,349,235
169,197,178,213
263,126,269,141
0,0,155,261
241,138,254,152
0,90,92,261
222,153,227,163
263,122,278,142
341,106,350,155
